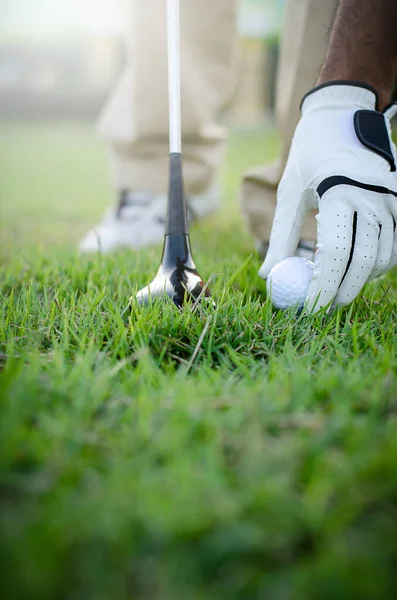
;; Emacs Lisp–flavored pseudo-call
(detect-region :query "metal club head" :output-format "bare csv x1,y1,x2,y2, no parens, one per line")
136,233,211,307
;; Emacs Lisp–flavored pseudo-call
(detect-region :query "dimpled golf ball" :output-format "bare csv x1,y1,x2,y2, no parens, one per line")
267,257,314,310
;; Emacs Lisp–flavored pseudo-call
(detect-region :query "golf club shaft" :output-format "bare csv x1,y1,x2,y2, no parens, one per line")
167,0,181,154
165,0,188,236
135,0,208,307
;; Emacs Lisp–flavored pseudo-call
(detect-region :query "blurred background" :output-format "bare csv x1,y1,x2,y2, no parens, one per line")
1,1,396,259
0,0,284,124
0,0,284,257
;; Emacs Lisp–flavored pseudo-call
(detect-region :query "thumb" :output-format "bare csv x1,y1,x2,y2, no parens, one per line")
259,172,310,279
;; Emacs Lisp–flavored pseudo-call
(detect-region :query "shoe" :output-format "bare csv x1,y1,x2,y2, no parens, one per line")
257,238,316,262
79,185,219,254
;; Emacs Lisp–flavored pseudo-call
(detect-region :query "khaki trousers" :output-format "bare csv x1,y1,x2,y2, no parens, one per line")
98,0,338,241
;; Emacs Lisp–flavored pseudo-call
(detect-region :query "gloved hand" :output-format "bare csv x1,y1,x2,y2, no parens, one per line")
259,82,397,311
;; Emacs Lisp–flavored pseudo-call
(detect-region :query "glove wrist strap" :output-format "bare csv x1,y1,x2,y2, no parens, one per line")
301,81,380,113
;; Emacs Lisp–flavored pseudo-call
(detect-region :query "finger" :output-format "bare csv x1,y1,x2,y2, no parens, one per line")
333,213,379,307
367,212,394,281
258,171,310,279
306,194,356,312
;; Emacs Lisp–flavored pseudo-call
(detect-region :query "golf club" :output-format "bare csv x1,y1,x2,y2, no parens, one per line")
135,0,212,307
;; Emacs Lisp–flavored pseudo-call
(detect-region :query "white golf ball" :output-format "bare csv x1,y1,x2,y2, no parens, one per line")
266,257,314,310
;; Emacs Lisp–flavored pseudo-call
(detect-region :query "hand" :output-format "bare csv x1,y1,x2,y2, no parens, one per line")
259,82,397,311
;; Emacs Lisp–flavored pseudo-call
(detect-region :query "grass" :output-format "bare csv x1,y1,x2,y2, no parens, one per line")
1,120,397,600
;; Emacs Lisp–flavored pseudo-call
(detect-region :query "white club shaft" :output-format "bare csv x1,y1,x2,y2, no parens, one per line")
167,0,181,154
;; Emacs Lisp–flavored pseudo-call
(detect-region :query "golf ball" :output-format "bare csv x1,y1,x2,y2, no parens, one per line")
266,257,314,310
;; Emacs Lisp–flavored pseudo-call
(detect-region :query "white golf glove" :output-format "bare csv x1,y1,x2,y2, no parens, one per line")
260,82,397,311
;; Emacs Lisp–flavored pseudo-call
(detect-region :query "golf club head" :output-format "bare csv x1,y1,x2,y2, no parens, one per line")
136,233,212,307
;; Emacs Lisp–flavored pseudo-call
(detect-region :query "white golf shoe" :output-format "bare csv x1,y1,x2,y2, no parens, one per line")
79,186,219,254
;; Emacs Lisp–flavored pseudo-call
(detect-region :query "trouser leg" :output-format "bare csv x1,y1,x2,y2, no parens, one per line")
98,0,238,197
240,0,338,244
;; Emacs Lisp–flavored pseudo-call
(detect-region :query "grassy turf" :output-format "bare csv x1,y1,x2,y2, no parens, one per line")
1,121,397,600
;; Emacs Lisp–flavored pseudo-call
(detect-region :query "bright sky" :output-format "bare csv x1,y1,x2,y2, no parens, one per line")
0,1,284,41
0,0,129,39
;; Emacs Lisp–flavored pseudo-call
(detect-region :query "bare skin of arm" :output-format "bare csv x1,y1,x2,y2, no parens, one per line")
318,0,397,110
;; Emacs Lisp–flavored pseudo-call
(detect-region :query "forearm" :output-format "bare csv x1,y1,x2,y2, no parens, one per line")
318,0,397,109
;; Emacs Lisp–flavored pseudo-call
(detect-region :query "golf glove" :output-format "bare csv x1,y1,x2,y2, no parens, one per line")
259,82,397,311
